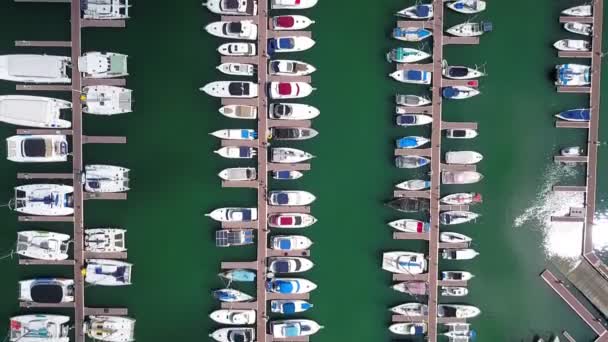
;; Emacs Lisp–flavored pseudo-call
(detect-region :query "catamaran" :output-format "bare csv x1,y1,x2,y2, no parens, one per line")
17,231,70,260
9,314,70,342
85,259,133,286
0,95,71,128
13,184,74,216
203,0,257,15
83,164,130,193
79,52,128,78
382,251,427,274
84,315,136,342
85,228,127,253
6,134,69,163
19,278,74,304
81,0,130,20
0,54,71,83
82,86,133,115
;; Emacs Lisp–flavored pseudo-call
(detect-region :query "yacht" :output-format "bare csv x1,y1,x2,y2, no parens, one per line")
0,95,71,128
81,0,130,19
0,54,71,83
9,315,70,342
85,259,133,286
82,86,133,115
203,0,257,15
19,278,74,304
12,184,74,216
85,228,127,253
6,135,68,162
84,316,136,342
16,231,70,260
79,52,128,78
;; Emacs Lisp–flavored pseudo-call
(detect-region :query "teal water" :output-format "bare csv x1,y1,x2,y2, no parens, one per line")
0,0,606,341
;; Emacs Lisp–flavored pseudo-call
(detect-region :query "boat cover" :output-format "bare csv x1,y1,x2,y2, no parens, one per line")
284,324,300,337
229,330,253,342
241,209,252,221
276,16,294,27
229,82,249,96
278,239,292,249
415,5,430,17
270,280,295,293
275,171,291,179
280,302,297,314
279,216,294,225
397,137,420,148
448,67,468,77
273,261,290,273
31,283,63,303
239,147,252,157
279,38,295,49
0,98,64,125
23,138,47,157
223,0,239,9
240,130,256,139
442,86,460,98
413,326,425,335
227,22,243,33
406,70,423,80
397,115,416,124
278,83,292,95
275,193,290,205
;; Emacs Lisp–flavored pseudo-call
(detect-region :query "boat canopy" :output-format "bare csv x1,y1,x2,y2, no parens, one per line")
30,283,64,303
406,70,423,80
269,280,295,293
229,82,249,96
448,67,469,77
415,5,430,17
442,86,460,98
273,261,291,272
275,193,290,205
278,83,293,95
284,325,300,337
276,16,295,27
397,115,416,124
239,147,252,157
278,239,292,249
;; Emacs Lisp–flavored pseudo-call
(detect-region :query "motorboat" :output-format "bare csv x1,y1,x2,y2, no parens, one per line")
214,288,254,302
210,327,255,342
218,42,256,56
555,108,590,122
83,316,135,342
271,147,314,163
396,114,433,126
268,257,314,273
273,170,304,180
442,248,479,260
216,229,254,247
395,156,430,168
269,320,323,338
441,193,482,205
78,52,128,78
391,303,428,316
6,134,68,163
446,330,478,340
269,213,317,228
271,300,313,314
445,151,483,164
219,104,257,119
267,37,316,54
203,0,257,15
446,21,493,37
9,314,70,342
210,129,257,140
16,231,70,260
396,179,431,190
0,54,71,83
271,0,318,9
19,278,74,304
266,278,317,294
83,164,130,193
271,15,315,30
205,20,258,40
12,184,74,216
219,269,256,282
397,4,433,19
564,22,592,36
0,95,71,128
270,127,318,141
446,0,486,14
438,304,481,318
561,146,583,157
444,323,471,338
206,207,258,222
269,103,320,120
442,62,484,79
441,271,474,281
395,94,431,107
217,62,255,76
268,82,315,99
389,323,427,336
396,136,430,149
214,146,257,159
442,86,480,99
562,5,592,17
82,85,133,115
440,211,480,225
219,167,257,181
446,128,478,139
85,228,127,253
390,70,432,84
269,60,316,76
382,251,427,274
441,286,469,297
386,48,430,64
440,232,472,244
555,64,590,86
209,309,255,325
392,281,428,295
392,27,432,42
388,219,430,233
442,171,484,184
85,259,132,286
386,198,430,213
553,39,590,51
201,81,258,98
271,235,313,251
268,190,316,206
81,0,130,19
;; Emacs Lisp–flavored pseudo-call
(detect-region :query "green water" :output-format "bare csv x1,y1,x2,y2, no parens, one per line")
0,0,607,341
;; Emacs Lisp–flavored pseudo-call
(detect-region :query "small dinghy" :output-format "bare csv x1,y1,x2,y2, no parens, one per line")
269,213,317,228
447,21,493,37
440,211,480,225
0,95,71,128
269,103,320,120
393,27,433,42
445,151,483,164
270,319,323,338
441,286,469,297
269,82,315,99
201,81,258,98
382,251,427,274
564,22,592,36
6,134,68,163
271,235,313,251
269,60,316,76
561,146,583,157
442,61,484,79
84,316,136,342
396,136,430,149
209,309,255,325
389,323,427,336
82,86,133,115
441,232,472,244
271,300,313,314
9,314,70,342
396,94,431,107
218,42,256,56
85,228,127,253
442,248,479,260
396,179,431,190
441,271,474,281
555,108,590,122
270,127,318,141
215,229,254,247
388,219,430,233
205,20,258,40
442,86,480,99
562,5,592,17
441,193,482,205
271,0,318,9
553,39,590,51
438,304,481,318
83,164,130,193
392,281,428,295
555,64,590,86
214,288,254,302
266,278,317,294
271,147,314,163
391,303,429,316
273,170,304,180
442,171,484,184
19,278,74,304
446,128,478,139
214,146,257,159
390,70,432,84
203,0,257,15
219,269,256,282
79,52,128,79
218,167,257,181
17,231,70,260
386,198,430,213
219,104,257,120
12,184,74,216
386,48,430,64
210,327,255,342
85,259,132,286
272,15,315,30
397,4,433,19
396,114,433,127
268,36,316,54
447,0,486,14
268,191,316,206
217,62,255,76
268,257,314,273
206,207,258,222
395,155,431,168
210,129,257,140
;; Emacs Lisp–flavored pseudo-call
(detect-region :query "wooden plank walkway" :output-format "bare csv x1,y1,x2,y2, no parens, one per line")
559,51,593,58
15,40,71,47
556,121,590,128
393,232,430,240
557,86,591,93
396,105,433,114
553,185,587,192
394,148,432,156
559,16,594,23
442,121,478,130
555,155,588,163
443,36,479,45
397,20,433,28
393,190,430,198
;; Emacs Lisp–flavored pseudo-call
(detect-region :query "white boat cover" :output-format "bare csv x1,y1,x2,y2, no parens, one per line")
0,96,71,128
0,55,71,83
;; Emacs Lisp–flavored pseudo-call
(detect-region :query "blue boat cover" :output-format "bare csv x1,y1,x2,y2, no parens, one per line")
229,269,256,282
414,326,425,335
242,209,252,221
285,325,300,337
274,261,290,273
278,239,291,249
562,108,590,120
454,2,465,9
279,38,294,49
239,147,251,157
282,302,296,314
442,86,459,98
276,193,289,205
397,115,416,124
276,171,291,179
415,5,430,17
240,130,254,138
397,137,419,148
406,70,423,80
215,290,236,301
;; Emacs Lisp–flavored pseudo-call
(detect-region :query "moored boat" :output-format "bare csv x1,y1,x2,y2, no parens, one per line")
395,155,430,168
441,193,482,205
392,27,432,41
210,327,255,342
268,36,316,54
83,164,130,193
390,70,432,84
553,39,590,51
209,309,255,325
219,269,256,282
447,21,493,37
271,0,318,9
271,15,315,30
562,5,592,17
391,302,428,316
388,219,430,233
270,127,318,141
270,235,313,251
564,22,592,36
85,259,132,286
219,104,257,119
218,167,257,181
386,198,430,212
82,85,133,115
206,207,258,222
205,20,258,40
440,211,480,225
215,229,254,247
83,315,136,342
214,288,254,302
203,0,257,15
271,300,313,314
445,151,483,164
438,304,481,318
269,319,323,338
19,278,74,304
268,82,315,99
271,147,314,163
561,146,583,157
81,0,130,19
442,248,479,260
440,232,472,244
397,4,433,19
269,103,319,120
555,108,590,122
12,184,74,216
201,81,258,98
266,278,317,294
441,271,474,281
217,62,255,76
269,60,316,76
78,52,128,79
389,323,427,336
210,129,257,140
0,54,71,83
396,179,431,190
0,95,71,128
386,48,431,63
214,146,257,159
396,136,430,148
442,171,484,184
218,42,256,56
396,114,433,127
442,61,484,79
17,231,70,260
268,257,314,273
441,286,469,297
442,86,480,99
6,134,68,163
268,190,316,206
9,314,70,342
269,213,317,228
445,128,478,139
555,64,590,86
446,0,486,14
382,251,427,274
273,170,303,180
395,94,431,107
85,228,127,253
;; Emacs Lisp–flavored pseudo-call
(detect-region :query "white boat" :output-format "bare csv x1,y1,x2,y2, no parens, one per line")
392,281,427,295
562,5,592,17
442,248,479,260
269,213,317,228
6,134,68,163
210,129,256,140
395,179,431,190
9,314,70,342
271,15,315,30
0,95,71,128
442,86,480,99
19,278,74,304
209,309,256,325
206,207,258,222
271,235,312,251
17,231,70,260
442,62,484,79
78,52,128,79
440,211,480,225
382,251,427,274
82,86,133,115
214,288,254,302
396,114,433,127
446,128,478,139
81,0,130,19
388,219,430,233
214,146,257,159
268,257,314,273
564,22,592,36
271,0,318,9
396,136,430,149
440,232,472,244
391,303,428,316
269,82,315,99
438,304,481,318
440,192,482,205
210,327,255,342
446,0,486,14
13,184,74,216
397,4,433,19
395,94,431,107
389,323,427,336
447,21,493,37
441,286,469,297
85,259,132,286
218,42,257,56
85,228,127,253
445,151,483,164
217,62,255,76
266,278,317,294
271,300,313,314
83,164,130,193
392,27,433,42
270,319,323,338
442,171,484,184
268,37,316,53
269,103,320,120
273,170,304,180
218,167,257,181
84,316,136,342
441,271,474,281
553,39,590,51
268,190,316,206
219,104,257,119
0,55,71,83
205,20,258,40
270,127,318,141
201,81,258,98
271,147,314,163
203,0,257,15
269,60,316,76
555,64,591,86
390,70,432,84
